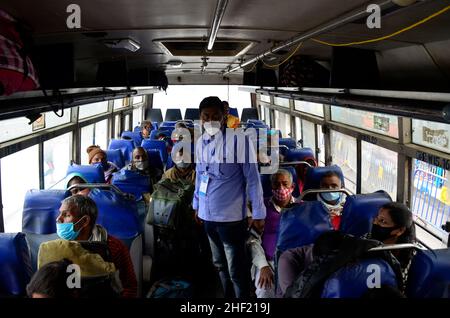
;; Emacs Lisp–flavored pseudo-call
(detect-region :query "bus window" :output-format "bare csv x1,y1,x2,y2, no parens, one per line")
1,145,39,232
295,117,302,143
302,120,316,152
133,106,143,129
294,100,324,118
331,106,399,138
95,120,108,150
361,141,397,200
274,97,290,108
260,94,270,103
44,133,72,189
259,104,265,123
330,130,357,193
124,115,130,132
275,111,291,138
317,124,325,166
79,101,108,119
412,119,450,154
264,106,270,125
114,98,129,110
412,159,450,239
132,96,143,104
114,115,121,138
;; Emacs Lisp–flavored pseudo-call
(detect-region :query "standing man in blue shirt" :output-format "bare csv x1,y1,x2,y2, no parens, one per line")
192,96,266,298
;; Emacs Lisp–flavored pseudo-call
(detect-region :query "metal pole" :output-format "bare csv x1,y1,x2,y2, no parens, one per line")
207,0,229,52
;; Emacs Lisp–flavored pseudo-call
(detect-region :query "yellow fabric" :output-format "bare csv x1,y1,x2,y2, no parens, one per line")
38,239,116,277
226,115,240,129
162,167,196,185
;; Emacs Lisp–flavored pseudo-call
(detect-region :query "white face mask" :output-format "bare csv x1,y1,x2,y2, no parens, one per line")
134,160,148,171
175,161,191,169
203,121,221,136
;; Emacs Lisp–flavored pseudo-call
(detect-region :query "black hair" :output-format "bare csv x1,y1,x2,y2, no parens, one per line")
68,176,86,187
26,259,76,298
199,96,224,114
321,171,341,181
380,202,416,268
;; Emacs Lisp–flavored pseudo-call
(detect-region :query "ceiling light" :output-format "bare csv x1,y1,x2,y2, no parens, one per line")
167,60,183,67
103,38,141,52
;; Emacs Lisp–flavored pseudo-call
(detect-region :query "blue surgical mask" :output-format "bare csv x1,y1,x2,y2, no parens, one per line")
319,191,342,204
56,217,85,240
93,162,109,171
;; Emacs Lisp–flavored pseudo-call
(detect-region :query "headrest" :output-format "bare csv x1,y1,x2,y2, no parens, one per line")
105,149,125,169
147,149,164,171
66,164,105,185
185,108,200,120
165,109,182,121
229,107,239,118
112,169,152,200
150,128,173,140
247,119,265,125
277,201,333,253
22,190,69,234
0,233,32,296
141,139,168,163
38,240,116,277
284,148,315,163
303,165,345,192
121,131,143,148
279,138,297,149
133,126,141,132
321,258,397,298
108,139,134,163
160,121,177,128
89,190,141,239
340,191,392,237
407,248,450,298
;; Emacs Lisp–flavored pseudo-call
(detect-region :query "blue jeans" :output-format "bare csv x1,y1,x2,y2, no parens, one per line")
204,220,251,298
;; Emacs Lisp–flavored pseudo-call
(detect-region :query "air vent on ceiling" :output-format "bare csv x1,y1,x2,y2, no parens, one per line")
154,39,256,57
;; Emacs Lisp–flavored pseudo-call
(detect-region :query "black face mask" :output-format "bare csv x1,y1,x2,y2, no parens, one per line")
370,223,396,242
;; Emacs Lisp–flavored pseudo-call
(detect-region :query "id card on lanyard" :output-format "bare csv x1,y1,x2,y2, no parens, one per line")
199,172,209,197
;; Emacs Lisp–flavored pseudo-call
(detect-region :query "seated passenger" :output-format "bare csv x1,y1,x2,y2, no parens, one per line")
315,171,346,230
140,120,153,139
247,169,297,298
277,202,416,296
223,100,240,129
27,258,77,298
124,146,162,185
66,173,90,196
87,145,119,183
55,195,137,298
162,147,195,185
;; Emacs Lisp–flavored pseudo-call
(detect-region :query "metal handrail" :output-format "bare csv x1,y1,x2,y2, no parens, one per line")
280,160,312,168
299,188,352,201
367,243,423,252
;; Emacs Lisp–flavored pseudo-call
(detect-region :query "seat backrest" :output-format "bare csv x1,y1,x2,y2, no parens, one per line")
108,139,134,164
321,258,398,298
247,119,265,125
141,139,168,163
160,121,177,128
164,109,182,121
133,126,141,133
284,148,315,163
276,201,333,253
241,108,258,122
112,169,152,201
340,191,392,237
0,233,33,297
147,149,164,171
184,108,199,120
407,248,450,298
66,164,105,184
302,165,345,196
105,149,125,169
121,131,143,148
22,189,69,234
229,107,239,118
279,138,297,149
149,109,163,123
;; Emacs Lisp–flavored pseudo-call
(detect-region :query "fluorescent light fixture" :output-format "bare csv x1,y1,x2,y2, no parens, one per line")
167,60,183,67
103,38,141,52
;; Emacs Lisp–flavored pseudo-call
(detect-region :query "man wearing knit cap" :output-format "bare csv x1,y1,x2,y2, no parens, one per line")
87,145,118,183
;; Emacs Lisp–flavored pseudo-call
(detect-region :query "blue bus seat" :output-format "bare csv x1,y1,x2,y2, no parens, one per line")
112,169,152,201
147,149,164,172
340,191,392,237
302,165,345,201
241,108,258,122
284,148,315,163
279,138,297,149
164,109,182,121
184,108,199,120
66,164,105,184
121,131,143,148
276,201,333,254
321,258,398,298
247,119,265,125
141,139,168,163
407,248,450,298
133,126,141,133
160,121,177,128
105,149,125,170
0,233,33,297
108,139,134,164
229,107,239,118
149,109,163,123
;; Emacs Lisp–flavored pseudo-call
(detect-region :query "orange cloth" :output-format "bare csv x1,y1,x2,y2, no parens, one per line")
226,115,240,129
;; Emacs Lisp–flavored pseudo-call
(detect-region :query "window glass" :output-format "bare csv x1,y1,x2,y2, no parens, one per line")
361,142,397,199
124,115,130,132
260,94,270,103
294,100,324,117
331,106,398,138
114,115,121,138
79,101,108,119
113,98,130,110
44,108,71,129
264,107,270,125
274,97,290,108
95,119,108,150
317,125,325,166
1,145,39,232
275,111,291,138
44,133,72,189
302,120,316,152
259,104,265,124
411,159,450,239
330,130,357,193
412,119,450,154
80,124,94,164
133,106,143,129
295,117,302,142
132,96,143,104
